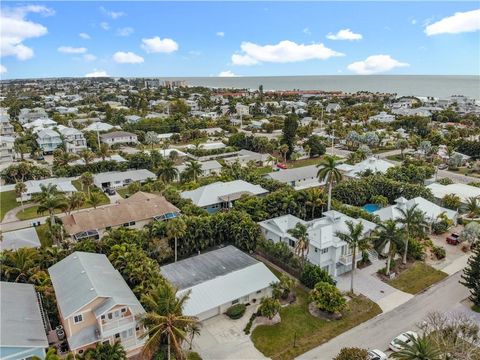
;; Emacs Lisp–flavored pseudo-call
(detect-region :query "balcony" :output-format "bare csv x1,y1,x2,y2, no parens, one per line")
121,335,146,350
100,315,135,336
338,254,353,265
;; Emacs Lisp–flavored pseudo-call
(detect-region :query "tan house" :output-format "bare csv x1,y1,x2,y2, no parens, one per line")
61,192,180,241
48,252,147,357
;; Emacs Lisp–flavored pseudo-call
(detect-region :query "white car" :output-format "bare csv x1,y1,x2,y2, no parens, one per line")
389,331,419,352
368,349,387,360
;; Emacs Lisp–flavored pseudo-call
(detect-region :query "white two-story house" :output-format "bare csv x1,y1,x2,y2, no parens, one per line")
258,210,377,277
36,128,62,153
57,125,87,153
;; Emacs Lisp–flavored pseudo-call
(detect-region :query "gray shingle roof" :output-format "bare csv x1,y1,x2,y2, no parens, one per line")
0,282,48,348
48,252,145,319
0,227,41,251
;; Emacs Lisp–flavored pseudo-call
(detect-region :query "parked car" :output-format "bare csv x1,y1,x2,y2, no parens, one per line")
438,164,448,170
104,188,116,195
277,163,288,169
389,331,418,352
368,349,387,360
446,232,460,245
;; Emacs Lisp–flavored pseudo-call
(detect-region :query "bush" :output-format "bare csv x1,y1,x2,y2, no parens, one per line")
309,281,346,314
258,297,281,319
432,220,449,234
187,352,202,360
438,178,454,185
333,347,369,360
300,263,335,289
407,238,425,261
226,303,246,319
243,313,257,334
432,245,446,260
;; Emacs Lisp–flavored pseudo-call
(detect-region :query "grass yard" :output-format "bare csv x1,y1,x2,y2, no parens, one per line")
388,262,448,295
35,224,53,248
0,190,19,221
251,270,382,360
386,154,405,162
472,305,480,313
116,187,129,198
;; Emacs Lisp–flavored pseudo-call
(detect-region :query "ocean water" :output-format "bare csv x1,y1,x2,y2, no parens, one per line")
158,75,480,99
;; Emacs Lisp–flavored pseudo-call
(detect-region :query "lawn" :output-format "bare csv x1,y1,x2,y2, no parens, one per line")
386,154,405,162
251,274,382,360
116,187,129,198
388,262,448,295
0,190,19,221
35,224,52,248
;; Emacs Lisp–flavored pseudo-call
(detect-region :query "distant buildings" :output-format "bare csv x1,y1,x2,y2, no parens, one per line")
0,282,49,360
49,252,147,357
368,112,396,123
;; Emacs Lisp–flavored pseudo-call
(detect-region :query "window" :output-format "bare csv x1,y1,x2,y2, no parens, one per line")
321,248,329,254
115,333,120,339
108,313,113,320
314,248,318,253
101,315,105,320
73,314,83,324
256,290,262,294
78,350,84,354
121,308,127,313
288,239,295,247
231,299,239,305
106,226,112,231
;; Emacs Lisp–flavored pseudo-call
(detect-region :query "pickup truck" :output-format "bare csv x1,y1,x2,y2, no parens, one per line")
446,233,460,245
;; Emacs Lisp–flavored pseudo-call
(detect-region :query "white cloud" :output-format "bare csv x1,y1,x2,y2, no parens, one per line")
411,19,417,25
100,6,125,19
79,32,91,39
0,65,7,74
231,40,343,65
216,31,225,37
85,69,109,77
83,54,97,61
218,70,239,77
347,54,409,75
100,22,110,31
0,5,52,60
58,46,87,54
113,51,144,64
141,37,179,53
425,9,480,36
326,28,363,41
117,27,134,36
303,28,311,35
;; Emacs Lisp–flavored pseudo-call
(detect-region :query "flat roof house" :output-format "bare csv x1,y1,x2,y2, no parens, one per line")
259,210,377,277
337,157,395,178
48,252,147,357
265,165,324,190
0,227,41,251
18,178,77,202
61,192,180,240
176,160,222,178
100,131,138,146
0,282,49,360
161,246,279,321
93,169,156,189
180,180,268,213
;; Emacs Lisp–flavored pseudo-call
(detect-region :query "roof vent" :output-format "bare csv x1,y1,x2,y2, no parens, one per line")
81,270,85,274
90,287,94,291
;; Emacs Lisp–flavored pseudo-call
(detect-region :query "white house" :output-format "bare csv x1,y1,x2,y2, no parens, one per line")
0,227,41,251
326,103,341,113
100,131,138,145
83,122,115,132
19,178,78,202
426,183,480,204
0,136,15,163
338,157,395,178
265,165,324,190
93,169,156,189
368,112,396,123
161,246,278,321
259,210,377,276
176,160,222,178
36,128,63,153
57,125,87,153
235,104,250,116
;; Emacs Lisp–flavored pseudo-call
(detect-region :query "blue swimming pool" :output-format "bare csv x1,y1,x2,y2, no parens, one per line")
363,204,380,213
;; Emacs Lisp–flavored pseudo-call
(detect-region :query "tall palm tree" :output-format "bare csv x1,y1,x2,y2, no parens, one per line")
140,284,199,360
79,172,94,195
97,143,111,161
157,159,178,183
397,204,427,265
391,333,442,360
287,222,310,265
465,196,480,218
14,181,27,211
279,144,289,164
317,155,343,211
65,192,85,214
14,143,30,161
53,149,78,166
87,191,103,209
305,188,326,219
1,248,38,283
82,341,127,360
374,220,405,276
335,221,369,294
34,184,67,225
182,160,203,183
166,217,187,262
79,149,96,166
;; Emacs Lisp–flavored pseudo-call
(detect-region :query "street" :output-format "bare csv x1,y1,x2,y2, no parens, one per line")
297,272,473,359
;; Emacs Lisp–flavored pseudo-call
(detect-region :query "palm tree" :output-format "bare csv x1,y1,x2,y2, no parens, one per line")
335,221,369,294
83,341,127,360
317,155,343,211
157,159,178,183
34,184,67,225
279,144,289,164
465,196,480,218
87,191,103,209
32,347,62,360
1,248,38,283
374,220,405,276
14,143,30,161
186,322,201,350
305,188,326,219
79,172,94,195
398,204,427,265
140,283,199,360
166,217,187,262
182,160,203,183
65,192,85,214
53,149,78,166
391,333,442,360
15,181,27,211
79,149,95,166
97,143,111,161
287,222,310,265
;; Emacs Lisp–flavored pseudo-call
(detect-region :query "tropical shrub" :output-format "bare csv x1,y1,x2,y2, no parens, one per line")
459,222,480,244
432,220,449,234
309,282,346,314
333,347,369,360
442,194,462,210
258,297,281,319
226,304,246,319
407,238,425,260
432,245,446,260
243,313,257,334
437,178,454,185
300,263,335,289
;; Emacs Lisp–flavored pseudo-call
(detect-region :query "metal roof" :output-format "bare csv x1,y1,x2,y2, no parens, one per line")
93,169,155,185
0,282,49,348
0,227,41,251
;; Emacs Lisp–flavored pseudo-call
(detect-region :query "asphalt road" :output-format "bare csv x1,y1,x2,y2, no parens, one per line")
297,272,472,360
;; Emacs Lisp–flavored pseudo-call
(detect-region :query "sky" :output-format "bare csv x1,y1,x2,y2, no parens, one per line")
1,1,480,79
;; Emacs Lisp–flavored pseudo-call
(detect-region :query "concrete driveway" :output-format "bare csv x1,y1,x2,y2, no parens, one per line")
192,305,267,360
335,259,413,313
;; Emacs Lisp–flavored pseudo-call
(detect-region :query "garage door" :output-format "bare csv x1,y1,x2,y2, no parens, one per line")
197,307,220,321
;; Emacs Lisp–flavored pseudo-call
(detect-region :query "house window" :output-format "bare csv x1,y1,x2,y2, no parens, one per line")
256,290,262,294
314,248,318,253
288,239,295,247
106,226,112,231
108,313,113,320
321,248,329,254
101,315,105,320
78,350,84,354
73,314,83,324
121,308,127,313
231,299,239,305
115,333,120,339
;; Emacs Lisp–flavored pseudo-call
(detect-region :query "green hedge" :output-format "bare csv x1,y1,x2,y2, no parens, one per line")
226,303,246,319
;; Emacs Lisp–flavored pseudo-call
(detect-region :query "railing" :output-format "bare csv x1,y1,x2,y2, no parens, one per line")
121,335,145,350
338,254,353,265
100,315,134,333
